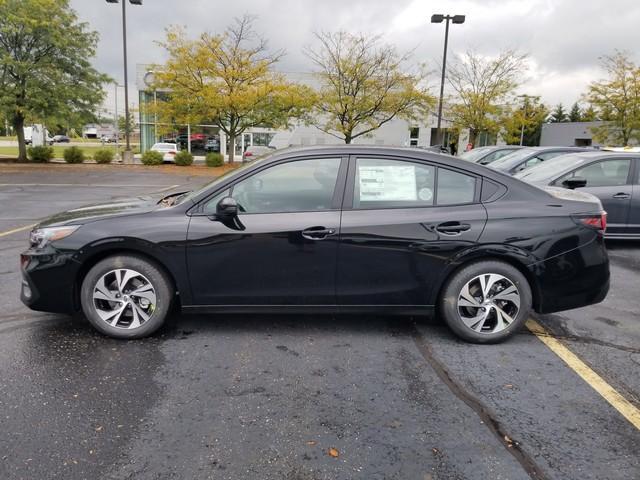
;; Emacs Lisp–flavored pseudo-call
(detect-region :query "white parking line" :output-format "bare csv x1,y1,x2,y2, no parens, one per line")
526,318,640,430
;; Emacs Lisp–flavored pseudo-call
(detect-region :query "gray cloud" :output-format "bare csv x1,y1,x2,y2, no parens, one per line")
70,0,640,112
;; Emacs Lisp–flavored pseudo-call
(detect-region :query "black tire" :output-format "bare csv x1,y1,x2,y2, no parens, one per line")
80,254,173,339
439,260,532,344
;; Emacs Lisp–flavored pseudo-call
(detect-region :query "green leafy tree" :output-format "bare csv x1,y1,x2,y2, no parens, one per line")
0,0,110,161
500,96,548,146
118,112,135,136
581,104,598,122
304,31,434,144
569,102,582,122
446,49,528,145
153,16,313,163
549,103,568,122
585,52,640,146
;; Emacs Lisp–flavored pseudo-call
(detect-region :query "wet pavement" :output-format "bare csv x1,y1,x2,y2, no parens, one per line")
0,165,638,480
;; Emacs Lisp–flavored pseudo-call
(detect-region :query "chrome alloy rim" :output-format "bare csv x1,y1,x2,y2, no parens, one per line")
92,269,157,329
457,273,520,334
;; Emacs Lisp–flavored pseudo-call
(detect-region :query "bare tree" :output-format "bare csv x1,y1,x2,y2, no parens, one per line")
305,31,434,144
446,49,528,145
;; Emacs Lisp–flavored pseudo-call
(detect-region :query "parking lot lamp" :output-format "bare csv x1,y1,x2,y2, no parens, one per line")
106,0,142,161
431,14,465,147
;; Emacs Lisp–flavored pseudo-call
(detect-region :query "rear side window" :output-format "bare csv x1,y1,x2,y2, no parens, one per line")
354,158,476,209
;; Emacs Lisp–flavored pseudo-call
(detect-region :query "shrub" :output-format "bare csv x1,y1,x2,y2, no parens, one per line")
174,150,194,166
63,146,85,164
141,150,163,165
205,152,224,167
27,146,54,163
93,148,115,164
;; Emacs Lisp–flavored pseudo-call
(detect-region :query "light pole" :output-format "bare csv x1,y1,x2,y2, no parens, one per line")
106,0,142,162
431,14,465,147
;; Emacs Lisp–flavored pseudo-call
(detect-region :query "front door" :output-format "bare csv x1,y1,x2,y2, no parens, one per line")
186,156,346,305
337,156,487,307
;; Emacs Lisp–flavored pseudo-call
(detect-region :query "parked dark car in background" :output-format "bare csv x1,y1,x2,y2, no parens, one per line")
52,135,70,143
20,146,609,343
460,145,523,165
488,146,590,174
515,151,639,239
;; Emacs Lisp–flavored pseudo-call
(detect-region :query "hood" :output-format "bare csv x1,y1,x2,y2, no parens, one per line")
37,195,161,228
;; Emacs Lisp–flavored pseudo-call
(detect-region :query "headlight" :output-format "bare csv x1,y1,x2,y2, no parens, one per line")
29,226,79,249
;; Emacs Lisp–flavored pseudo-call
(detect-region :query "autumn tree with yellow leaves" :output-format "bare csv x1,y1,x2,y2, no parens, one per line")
305,31,434,144
153,16,314,162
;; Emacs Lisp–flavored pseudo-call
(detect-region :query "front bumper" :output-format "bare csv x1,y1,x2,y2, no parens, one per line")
20,248,79,314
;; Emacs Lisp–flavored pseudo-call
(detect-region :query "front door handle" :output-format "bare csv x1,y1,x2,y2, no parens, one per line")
612,192,631,199
435,222,471,235
302,226,336,240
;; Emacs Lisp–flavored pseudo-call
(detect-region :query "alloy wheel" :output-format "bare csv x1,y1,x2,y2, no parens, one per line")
457,273,521,334
92,268,157,329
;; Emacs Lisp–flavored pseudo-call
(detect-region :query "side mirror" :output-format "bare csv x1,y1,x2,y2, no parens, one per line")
213,197,245,231
216,197,239,218
562,176,587,190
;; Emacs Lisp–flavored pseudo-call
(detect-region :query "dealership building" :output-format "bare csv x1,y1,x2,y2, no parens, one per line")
136,65,456,160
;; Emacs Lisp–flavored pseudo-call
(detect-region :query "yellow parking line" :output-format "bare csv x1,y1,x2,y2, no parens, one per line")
0,223,36,238
526,318,640,430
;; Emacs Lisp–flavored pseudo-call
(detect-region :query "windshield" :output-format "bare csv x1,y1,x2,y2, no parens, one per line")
489,148,537,169
175,157,268,205
514,154,586,182
459,147,492,162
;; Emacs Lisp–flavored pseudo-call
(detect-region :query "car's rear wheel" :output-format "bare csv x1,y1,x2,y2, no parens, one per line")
439,260,532,343
80,255,173,339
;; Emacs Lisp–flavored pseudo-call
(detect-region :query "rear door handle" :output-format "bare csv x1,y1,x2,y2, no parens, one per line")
612,192,631,199
435,222,471,235
302,226,336,240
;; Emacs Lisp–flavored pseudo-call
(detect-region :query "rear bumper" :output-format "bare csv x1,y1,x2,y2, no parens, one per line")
531,235,610,314
20,249,79,314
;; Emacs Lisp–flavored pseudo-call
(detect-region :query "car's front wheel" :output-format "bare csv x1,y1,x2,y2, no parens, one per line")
80,255,173,339
439,260,532,343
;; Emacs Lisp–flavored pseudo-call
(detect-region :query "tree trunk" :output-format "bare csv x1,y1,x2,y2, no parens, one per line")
14,114,27,162
469,129,478,148
344,132,352,144
228,134,235,164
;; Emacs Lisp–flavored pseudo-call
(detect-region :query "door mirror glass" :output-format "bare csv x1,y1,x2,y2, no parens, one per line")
562,176,587,189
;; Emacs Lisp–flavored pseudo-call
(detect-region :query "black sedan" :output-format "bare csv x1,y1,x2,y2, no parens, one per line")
20,146,610,343
488,146,590,174
515,151,639,239
459,145,523,165
52,135,70,143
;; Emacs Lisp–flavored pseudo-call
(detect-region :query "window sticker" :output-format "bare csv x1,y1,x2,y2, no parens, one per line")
359,165,417,201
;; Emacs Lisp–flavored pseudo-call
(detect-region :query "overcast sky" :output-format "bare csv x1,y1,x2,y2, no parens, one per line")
69,0,640,116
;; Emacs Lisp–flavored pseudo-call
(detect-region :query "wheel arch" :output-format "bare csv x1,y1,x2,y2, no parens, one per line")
432,249,542,313
73,246,183,311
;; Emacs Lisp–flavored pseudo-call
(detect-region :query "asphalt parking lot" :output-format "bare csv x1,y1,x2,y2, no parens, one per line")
0,164,639,480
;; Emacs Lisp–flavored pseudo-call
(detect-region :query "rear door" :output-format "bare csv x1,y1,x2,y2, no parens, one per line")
336,156,487,308
556,157,634,233
626,158,640,235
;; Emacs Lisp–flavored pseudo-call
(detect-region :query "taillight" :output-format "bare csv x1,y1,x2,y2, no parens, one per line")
244,152,253,157
169,151,176,155
573,212,607,233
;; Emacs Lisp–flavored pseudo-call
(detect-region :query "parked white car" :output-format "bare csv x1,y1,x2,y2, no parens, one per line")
150,142,179,162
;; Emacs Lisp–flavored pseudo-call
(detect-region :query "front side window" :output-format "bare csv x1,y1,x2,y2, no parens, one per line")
206,158,342,214
354,158,476,209
561,159,631,187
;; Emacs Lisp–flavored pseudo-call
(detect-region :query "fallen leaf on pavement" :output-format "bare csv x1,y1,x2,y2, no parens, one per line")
328,447,339,458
